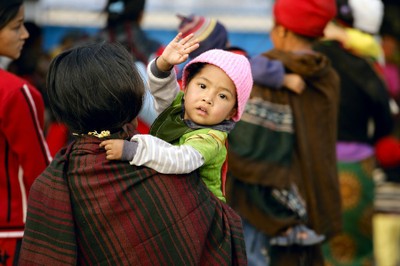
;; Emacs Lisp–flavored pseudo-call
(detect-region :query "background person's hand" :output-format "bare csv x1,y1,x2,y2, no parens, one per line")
283,74,305,94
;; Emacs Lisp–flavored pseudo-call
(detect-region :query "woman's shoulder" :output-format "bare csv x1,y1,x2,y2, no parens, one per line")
0,69,38,101
0,69,27,86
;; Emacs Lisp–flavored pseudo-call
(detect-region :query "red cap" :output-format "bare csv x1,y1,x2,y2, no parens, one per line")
375,136,400,168
273,0,336,37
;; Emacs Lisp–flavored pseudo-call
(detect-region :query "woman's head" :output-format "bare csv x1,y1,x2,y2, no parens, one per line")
47,42,144,134
273,0,336,39
182,49,253,123
0,0,29,59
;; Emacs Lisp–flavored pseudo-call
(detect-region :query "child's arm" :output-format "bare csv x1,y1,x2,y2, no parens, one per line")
148,33,199,114
323,22,382,60
99,131,224,175
250,55,305,94
100,136,204,174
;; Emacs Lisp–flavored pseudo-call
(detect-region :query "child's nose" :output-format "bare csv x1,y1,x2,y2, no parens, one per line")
202,96,213,105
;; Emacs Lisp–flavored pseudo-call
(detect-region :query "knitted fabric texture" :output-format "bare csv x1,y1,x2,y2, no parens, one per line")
177,14,228,59
348,0,383,34
182,49,253,122
273,0,336,37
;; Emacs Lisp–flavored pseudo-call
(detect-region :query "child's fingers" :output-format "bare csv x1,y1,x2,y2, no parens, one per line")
173,32,183,42
106,154,115,160
99,140,111,148
185,43,199,53
180,33,196,45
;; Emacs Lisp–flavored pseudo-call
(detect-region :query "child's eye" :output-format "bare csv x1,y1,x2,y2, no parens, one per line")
219,94,227,100
199,84,206,89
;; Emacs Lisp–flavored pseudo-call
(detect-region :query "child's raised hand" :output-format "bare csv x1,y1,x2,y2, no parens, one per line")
283,74,306,94
99,139,124,160
157,32,199,72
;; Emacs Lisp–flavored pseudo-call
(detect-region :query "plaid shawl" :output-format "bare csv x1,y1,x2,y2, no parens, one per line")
18,129,246,265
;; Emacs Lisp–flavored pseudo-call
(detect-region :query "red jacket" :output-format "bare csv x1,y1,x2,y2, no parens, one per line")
0,69,51,238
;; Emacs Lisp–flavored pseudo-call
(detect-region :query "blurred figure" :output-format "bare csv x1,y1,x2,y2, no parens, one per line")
7,21,50,101
98,0,162,64
49,29,88,59
0,1,51,264
226,0,341,265
6,22,63,155
373,136,400,266
177,14,229,60
314,0,394,265
94,0,163,133
372,14,400,266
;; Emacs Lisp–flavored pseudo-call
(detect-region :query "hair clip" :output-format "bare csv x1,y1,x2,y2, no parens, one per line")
88,130,111,138
72,130,111,138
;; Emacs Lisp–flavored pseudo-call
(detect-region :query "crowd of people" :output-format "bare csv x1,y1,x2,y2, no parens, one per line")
1,0,399,265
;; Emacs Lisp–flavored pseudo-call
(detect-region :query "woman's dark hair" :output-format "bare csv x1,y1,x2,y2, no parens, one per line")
46,41,144,134
184,62,206,87
0,0,23,30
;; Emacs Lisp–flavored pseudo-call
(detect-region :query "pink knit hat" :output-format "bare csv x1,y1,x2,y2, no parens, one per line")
182,49,253,122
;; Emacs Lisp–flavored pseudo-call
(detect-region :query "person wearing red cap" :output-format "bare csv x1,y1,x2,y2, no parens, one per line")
0,0,51,264
226,0,341,265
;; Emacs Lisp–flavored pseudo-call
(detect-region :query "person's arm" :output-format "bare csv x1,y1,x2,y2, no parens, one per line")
147,32,199,114
250,55,305,94
323,22,382,61
100,130,224,174
100,135,205,174
2,84,51,190
128,134,205,174
147,59,180,114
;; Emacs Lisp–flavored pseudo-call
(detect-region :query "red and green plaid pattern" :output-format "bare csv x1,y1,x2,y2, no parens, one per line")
19,137,246,265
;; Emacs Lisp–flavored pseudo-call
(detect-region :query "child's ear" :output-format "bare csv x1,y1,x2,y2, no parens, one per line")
226,108,237,120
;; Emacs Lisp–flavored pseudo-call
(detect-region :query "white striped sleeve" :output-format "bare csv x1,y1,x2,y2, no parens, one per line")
129,134,204,174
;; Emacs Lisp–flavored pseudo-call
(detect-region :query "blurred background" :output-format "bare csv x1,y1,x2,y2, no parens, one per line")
2,0,398,60
23,0,273,57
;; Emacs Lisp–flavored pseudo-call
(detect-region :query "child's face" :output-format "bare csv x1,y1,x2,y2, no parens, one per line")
183,64,237,126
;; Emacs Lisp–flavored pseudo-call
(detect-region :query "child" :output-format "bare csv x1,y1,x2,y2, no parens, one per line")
100,33,253,202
